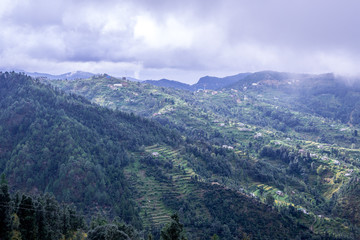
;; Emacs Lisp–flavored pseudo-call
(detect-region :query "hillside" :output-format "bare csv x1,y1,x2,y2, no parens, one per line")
192,73,251,90
0,72,181,228
0,71,335,239
143,79,192,91
228,71,360,126
45,72,360,238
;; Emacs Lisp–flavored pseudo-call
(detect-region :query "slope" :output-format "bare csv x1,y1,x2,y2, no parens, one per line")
143,79,192,91
0,72,181,228
192,72,251,90
229,71,360,126
1,72,345,238
46,73,360,238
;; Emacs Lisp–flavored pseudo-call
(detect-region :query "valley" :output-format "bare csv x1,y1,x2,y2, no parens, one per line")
42,71,360,238
1,71,360,239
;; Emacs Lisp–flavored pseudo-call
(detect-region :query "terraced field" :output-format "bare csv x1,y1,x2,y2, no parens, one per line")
145,145,197,179
124,145,203,228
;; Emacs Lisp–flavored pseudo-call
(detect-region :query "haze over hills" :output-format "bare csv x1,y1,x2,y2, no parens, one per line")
135,71,360,94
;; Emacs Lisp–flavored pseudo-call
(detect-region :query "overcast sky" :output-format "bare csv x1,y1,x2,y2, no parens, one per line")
1,0,359,83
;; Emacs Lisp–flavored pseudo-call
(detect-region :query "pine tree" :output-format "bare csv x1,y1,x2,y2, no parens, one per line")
9,213,22,240
0,174,11,240
43,194,62,240
160,213,187,240
35,200,47,240
17,195,36,240
87,224,130,240
211,234,220,240
61,206,71,238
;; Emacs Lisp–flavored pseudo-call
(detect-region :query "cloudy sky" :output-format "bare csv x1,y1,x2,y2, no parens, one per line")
0,0,359,83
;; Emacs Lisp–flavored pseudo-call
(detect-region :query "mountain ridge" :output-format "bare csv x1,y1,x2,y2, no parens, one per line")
143,72,252,91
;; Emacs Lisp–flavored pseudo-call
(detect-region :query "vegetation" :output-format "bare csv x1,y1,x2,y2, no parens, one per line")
0,72,180,229
2,71,360,238
0,174,86,240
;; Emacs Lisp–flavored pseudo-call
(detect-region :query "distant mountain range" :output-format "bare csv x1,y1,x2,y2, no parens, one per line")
142,71,360,93
3,68,358,94
0,69,96,80
0,68,252,90
28,70,95,80
0,68,147,82
194,73,251,90
144,72,252,91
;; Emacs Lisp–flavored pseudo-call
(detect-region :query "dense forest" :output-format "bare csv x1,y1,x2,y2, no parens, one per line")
0,72,181,229
0,173,191,240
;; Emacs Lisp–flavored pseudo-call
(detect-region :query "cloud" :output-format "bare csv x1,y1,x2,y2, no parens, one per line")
134,15,194,49
1,0,360,83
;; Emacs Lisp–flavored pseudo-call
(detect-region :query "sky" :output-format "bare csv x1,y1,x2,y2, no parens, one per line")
0,0,359,84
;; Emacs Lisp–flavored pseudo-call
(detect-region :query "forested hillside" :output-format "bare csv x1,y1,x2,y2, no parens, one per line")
5,72,340,239
0,174,160,240
45,71,360,239
2,71,360,238
0,72,182,229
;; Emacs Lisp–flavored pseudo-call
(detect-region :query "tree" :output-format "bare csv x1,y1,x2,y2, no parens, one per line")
43,194,62,239
17,195,36,240
211,233,220,240
10,214,22,240
0,174,11,240
87,224,130,240
35,200,47,240
160,213,187,240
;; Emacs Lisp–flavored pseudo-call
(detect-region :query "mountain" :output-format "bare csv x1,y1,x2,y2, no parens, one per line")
228,70,310,89
192,72,251,90
228,71,360,126
144,79,191,90
142,73,251,91
1,72,345,239
0,69,95,80
0,72,182,228
26,70,95,80
45,72,360,238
